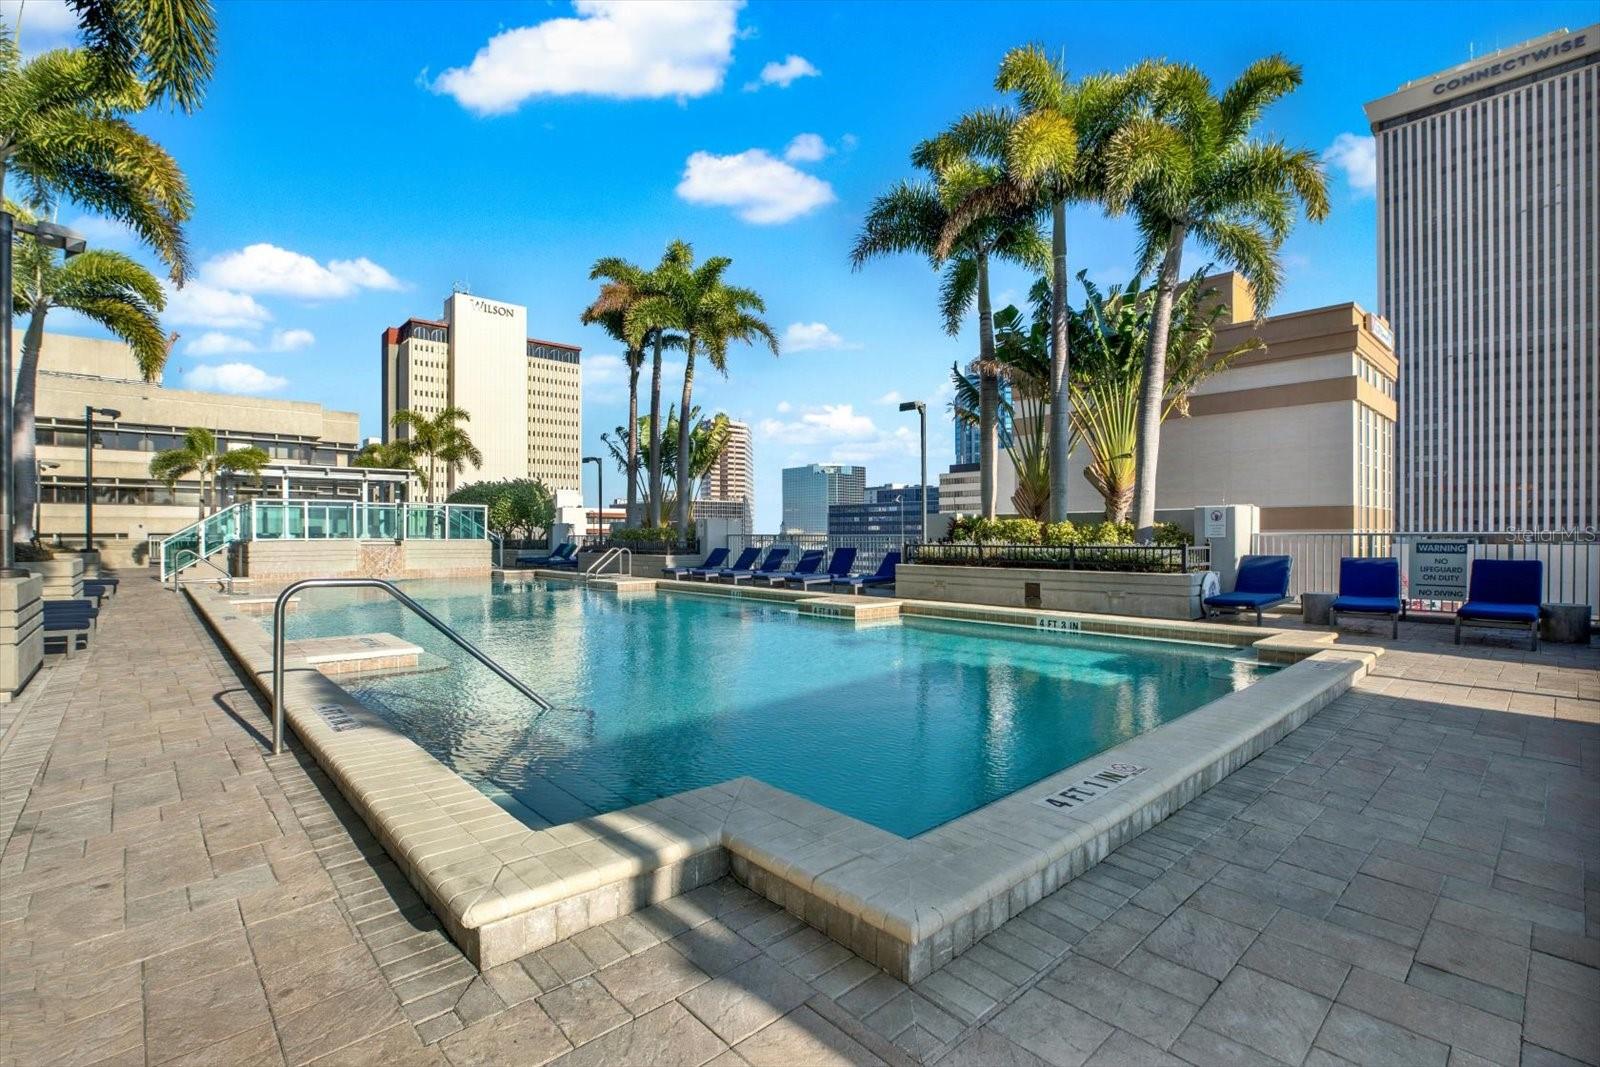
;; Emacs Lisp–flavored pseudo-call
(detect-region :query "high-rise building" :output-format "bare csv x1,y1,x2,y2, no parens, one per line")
1365,25,1598,532
954,380,1013,466
382,292,582,496
781,463,866,533
701,419,753,509
828,484,941,541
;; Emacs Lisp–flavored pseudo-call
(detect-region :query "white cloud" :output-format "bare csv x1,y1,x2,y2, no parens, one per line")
184,362,288,395
62,215,137,248
747,54,818,91
164,282,273,330
775,400,792,413
185,327,315,356
756,403,918,466
783,133,830,164
3,0,76,47
582,352,682,404
782,321,852,352
1323,132,1376,196
271,328,316,351
877,390,903,406
201,243,402,300
431,0,742,114
676,149,835,224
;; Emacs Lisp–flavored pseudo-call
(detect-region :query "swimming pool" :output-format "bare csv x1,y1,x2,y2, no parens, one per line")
271,578,1275,837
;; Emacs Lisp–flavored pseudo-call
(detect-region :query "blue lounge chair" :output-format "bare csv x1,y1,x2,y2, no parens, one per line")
790,547,857,589
518,543,575,567
1330,557,1405,638
84,576,118,597
831,550,900,594
1203,555,1292,625
663,547,727,579
1456,559,1543,650
721,547,789,584
42,612,93,656
693,546,758,580
756,549,824,585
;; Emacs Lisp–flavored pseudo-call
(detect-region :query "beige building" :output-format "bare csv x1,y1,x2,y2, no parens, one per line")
1065,273,1398,532
700,419,753,508
33,332,363,562
1365,24,1598,532
382,293,581,496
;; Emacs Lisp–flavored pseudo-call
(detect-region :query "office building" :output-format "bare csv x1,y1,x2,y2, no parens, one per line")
1365,24,1598,531
700,419,753,512
938,462,1019,517
828,484,940,541
1064,273,1398,532
382,292,582,496
34,332,366,564
954,381,1013,466
781,463,865,533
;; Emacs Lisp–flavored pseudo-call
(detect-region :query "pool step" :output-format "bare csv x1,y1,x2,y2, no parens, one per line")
796,596,902,623
285,632,424,676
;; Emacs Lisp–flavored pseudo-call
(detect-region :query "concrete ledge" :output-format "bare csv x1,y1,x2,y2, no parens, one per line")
186,579,1378,982
897,562,1210,620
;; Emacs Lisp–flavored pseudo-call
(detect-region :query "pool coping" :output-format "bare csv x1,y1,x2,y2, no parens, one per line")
186,578,1381,982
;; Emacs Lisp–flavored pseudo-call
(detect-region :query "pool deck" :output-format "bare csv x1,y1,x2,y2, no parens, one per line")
1,576,1596,1066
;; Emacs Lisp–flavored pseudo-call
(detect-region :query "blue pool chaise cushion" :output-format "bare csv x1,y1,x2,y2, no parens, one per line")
1330,557,1405,637
1203,554,1293,625
1456,558,1542,650
832,550,900,593
695,546,758,580
792,547,857,588
664,547,726,578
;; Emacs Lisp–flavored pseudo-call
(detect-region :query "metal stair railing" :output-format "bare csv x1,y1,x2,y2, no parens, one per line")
159,503,246,583
270,577,553,756
171,549,236,593
582,546,632,578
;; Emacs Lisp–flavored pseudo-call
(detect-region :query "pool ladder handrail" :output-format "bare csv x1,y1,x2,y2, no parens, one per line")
171,548,236,593
583,546,632,577
270,577,553,756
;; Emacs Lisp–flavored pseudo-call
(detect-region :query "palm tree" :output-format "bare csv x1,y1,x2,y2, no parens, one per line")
352,439,416,476
0,37,192,281
389,407,483,503
149,427,269,519
941,49,1145,524
581,273,646,524
629,248,776,541
1068,270,1259,521
1105,56,1328,540
602,405,731,526
64,0,218,112
853,144,1045,518
9,207,166,541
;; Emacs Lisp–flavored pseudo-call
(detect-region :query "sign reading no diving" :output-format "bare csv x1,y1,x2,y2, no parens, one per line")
1409,541,1470,602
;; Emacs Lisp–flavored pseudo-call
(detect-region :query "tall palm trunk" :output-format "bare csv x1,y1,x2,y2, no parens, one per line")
10,309,46,543
647,335,665,527
975,254,998,519
674,340,697,541
625,351,641,523
1132,222,1188,542
1047,199,1072,522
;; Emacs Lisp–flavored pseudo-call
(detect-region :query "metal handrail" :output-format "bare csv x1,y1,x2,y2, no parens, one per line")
171,549,234,592
583,546,632,577
270,577,553,756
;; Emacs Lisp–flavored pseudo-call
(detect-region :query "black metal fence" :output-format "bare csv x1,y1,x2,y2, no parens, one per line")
906,541,1208,573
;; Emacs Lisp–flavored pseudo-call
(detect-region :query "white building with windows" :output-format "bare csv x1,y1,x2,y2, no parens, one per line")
382,292,582,496
1365,24,1598,532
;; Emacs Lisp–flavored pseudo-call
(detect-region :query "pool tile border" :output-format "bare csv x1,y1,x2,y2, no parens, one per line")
187,580,1380,984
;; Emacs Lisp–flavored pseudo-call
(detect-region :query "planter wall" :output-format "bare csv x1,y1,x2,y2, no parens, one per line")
896,562,1210,620
233,540,491,583
0,575,44,700
16,557,85,601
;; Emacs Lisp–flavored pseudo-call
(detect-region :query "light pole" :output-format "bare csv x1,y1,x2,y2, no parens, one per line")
583,455,602,541
83,406,121,552
2,214,85,575
898,400,927,544
35,460,59,542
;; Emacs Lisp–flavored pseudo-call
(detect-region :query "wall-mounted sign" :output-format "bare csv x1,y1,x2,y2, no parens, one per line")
1204,509,1227,538
1409,540,1471,602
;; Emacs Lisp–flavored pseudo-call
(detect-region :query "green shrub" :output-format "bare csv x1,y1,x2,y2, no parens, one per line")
14,542,54,562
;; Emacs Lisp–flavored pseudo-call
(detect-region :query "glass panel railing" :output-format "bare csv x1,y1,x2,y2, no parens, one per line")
162,527,200,577
447,505,487,540
359,503,399,540
307,503,354,539
252,502,305,539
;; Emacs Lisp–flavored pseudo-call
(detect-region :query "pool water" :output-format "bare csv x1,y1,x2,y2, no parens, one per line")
272,579,1274,837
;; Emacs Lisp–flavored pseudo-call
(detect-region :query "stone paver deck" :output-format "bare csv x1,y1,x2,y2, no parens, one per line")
0,577,1595,1066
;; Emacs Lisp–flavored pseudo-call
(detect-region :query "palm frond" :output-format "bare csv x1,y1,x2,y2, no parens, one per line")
1218,54,1302,143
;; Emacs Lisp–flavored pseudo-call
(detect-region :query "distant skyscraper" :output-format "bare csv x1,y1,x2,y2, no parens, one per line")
953,380,1014,466
781,464,866,533
828,484,941,541
1365,25,1598,531
701,419,753,508
382,293,582,494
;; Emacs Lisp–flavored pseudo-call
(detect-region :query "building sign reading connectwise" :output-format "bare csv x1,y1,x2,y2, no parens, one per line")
1432,32,1589,95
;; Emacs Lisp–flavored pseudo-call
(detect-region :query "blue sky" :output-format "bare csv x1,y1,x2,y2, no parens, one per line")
12,0,1591,529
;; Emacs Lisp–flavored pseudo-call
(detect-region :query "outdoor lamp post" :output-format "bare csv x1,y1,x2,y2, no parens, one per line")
583,455,603,540
1,214,86,575
83,407,121,552
35,460,60,542
898,400,928,544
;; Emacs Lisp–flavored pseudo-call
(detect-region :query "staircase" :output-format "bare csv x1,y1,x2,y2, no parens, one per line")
159,503,245,584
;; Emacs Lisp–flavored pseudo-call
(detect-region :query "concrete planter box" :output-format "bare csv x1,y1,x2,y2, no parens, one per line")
16,557,85,600
0,575,44,700
66,550,101,578
232,539,490,583
896,562,1210,620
